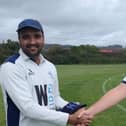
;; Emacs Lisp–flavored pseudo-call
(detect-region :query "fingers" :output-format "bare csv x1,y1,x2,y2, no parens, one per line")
75,123,87,126
68,108,94,126
78,110,85,118
77,114,92,126
76,109,93,126
76,124,81,126
78,109,93,119
75,124,85,126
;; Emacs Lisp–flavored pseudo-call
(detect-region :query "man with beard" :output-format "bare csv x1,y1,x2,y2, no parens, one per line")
0,19,92,126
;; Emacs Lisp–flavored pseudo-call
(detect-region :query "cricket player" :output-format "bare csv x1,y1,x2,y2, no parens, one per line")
0,19,91,126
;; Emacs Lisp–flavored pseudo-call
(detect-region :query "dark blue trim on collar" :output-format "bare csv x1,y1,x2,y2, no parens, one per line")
5,54,20,64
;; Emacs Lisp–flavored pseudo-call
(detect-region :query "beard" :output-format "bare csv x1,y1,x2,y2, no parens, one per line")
22,44,43,59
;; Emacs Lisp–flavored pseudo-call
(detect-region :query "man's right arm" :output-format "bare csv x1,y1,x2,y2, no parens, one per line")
1,63,70,126
1,63,93,126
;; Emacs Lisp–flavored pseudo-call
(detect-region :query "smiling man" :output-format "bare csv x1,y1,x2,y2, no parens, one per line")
0,19,91,126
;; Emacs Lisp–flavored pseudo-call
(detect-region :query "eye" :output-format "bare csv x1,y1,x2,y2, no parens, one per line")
34,34,42,39
21,33,42,40
21,34,30,40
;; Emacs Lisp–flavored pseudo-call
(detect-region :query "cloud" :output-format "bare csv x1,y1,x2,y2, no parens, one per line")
0,0,126,46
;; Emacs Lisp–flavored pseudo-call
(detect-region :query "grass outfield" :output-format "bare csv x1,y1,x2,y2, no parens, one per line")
0,87,5,126
0,64,126,126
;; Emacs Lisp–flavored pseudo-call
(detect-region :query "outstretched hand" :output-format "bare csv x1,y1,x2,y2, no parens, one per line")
75,109,94,126
68,108,93,126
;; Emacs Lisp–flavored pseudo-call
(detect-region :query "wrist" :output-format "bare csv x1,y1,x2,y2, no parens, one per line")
68,114,77,125
68,114,73,124
86,108,95,117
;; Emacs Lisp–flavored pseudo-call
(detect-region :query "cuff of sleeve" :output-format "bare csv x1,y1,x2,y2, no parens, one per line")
55,112,69,126
122,77,126,84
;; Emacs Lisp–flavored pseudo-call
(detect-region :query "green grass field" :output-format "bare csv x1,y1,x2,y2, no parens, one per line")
0,64,126,126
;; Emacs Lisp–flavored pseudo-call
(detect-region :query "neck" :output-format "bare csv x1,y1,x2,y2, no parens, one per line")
30,56,40,65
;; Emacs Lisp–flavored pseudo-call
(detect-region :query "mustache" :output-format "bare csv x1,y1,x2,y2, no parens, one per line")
26,44,40,48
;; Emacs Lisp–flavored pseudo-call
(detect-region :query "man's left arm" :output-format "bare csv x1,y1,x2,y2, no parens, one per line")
53,66,68,108
53,66,87,112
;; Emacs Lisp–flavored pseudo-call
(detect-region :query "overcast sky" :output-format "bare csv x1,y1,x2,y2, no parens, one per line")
0,0,126,46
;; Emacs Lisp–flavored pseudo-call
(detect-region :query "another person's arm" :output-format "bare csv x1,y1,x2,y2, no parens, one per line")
79,83,126,117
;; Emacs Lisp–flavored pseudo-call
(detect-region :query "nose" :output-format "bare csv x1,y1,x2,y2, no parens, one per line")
29,36,36,44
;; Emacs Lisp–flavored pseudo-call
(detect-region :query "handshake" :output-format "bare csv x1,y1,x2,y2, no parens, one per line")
68,107,93,126
59,102,93,126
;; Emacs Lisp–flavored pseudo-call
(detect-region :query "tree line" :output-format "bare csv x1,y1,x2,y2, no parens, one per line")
0,40,126,64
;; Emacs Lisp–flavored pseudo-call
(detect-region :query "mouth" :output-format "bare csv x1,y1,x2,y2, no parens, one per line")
28,47,39,53
25,45,38,52
28,46,37,49
27,44,39,48
23,45,41,57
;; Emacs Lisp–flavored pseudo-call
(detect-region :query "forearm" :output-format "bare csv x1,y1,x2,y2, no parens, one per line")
55,96,68,109
87,84,126,116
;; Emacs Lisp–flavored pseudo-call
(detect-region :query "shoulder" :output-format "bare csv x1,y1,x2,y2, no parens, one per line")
0,62,16,85
0,53,20,72
5,53,20,64
0,58,26,86
0,53,24,75
44,58,57,71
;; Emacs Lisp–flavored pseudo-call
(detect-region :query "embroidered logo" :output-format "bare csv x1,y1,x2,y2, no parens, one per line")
28,69,35,76
48,71,54,79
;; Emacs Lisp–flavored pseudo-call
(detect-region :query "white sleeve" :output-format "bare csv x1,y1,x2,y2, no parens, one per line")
1,63,69,126
53,66,68,109
122,77,126,83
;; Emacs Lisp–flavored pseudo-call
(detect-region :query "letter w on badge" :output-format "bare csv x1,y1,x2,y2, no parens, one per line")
34,85,48,106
